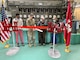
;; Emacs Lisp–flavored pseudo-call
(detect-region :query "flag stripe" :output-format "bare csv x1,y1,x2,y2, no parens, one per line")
0,22,4,30
0,1,10,43
0,21,10,38
1,31,8,40
1,35,5,42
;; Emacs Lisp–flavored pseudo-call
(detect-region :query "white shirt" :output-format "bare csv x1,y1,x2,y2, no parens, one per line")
12,18,23,26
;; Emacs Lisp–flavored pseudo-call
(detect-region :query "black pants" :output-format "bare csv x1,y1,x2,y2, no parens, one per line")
38,30,46,45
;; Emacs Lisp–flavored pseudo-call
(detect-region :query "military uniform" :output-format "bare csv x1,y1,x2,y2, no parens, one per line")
26,18,36,47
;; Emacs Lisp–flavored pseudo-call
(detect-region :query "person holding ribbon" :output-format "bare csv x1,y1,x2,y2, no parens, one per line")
12,13,24,47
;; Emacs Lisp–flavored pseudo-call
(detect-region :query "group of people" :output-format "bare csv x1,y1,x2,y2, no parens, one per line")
12,13,64,47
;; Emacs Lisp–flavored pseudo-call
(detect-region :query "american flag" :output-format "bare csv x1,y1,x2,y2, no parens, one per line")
0,1,10,43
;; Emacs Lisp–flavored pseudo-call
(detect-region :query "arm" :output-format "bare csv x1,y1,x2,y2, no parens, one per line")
26,18,30,26
12,18,15,26
33,19,36,26
19,19,23,26
44,20,48,26
37,21,40,26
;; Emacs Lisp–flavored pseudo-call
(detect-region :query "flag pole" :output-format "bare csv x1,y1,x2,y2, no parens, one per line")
4,41,10,48
65,0,71,53
6,27,20,56
1,0,10,48
52,28,57,53
65,46,71,53
12,30,16,47
48,24,61,58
